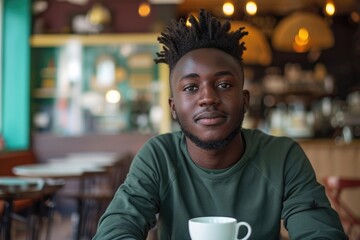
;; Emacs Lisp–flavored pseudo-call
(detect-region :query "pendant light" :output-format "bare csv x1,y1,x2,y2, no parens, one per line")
272,12,334,53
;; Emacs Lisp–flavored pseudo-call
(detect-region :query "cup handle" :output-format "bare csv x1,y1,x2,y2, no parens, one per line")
235,221,252,240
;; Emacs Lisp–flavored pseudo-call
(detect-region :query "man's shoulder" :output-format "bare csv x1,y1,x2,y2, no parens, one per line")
243,128,297,144
134,131,185,174
138,131,183,154
242,128,299,156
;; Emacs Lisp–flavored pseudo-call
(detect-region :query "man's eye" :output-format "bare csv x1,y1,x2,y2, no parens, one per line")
184,86,198,92
218,83,231,89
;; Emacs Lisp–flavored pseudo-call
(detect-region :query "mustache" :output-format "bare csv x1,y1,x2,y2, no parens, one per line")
193,107,227,122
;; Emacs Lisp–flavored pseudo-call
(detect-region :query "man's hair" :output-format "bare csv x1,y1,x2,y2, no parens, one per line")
154,9,248,71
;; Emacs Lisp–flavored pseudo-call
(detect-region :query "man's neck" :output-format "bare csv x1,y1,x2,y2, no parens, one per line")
186,132,245,170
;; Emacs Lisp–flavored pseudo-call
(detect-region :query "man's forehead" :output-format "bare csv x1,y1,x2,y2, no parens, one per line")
172,48,242,72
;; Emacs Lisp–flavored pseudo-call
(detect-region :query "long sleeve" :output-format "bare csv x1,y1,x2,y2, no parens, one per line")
281,142,348,240
93,146,160,240
93,130,348,240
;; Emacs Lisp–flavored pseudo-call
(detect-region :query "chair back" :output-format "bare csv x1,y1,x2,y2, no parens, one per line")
323,176,360,238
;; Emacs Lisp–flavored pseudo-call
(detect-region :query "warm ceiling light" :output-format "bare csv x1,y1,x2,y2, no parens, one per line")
296,28,309,44
223,2,235,16
325,2,335,16
87,3,111,25
138,2,151,17
298,28,309,39
246,1,257,15
294,28,310,52
272,12,334,53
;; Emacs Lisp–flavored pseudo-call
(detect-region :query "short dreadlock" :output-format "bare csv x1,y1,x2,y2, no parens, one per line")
154,9,248,72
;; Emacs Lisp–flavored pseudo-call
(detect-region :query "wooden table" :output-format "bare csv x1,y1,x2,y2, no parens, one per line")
12,159,111,240
0,177,44,240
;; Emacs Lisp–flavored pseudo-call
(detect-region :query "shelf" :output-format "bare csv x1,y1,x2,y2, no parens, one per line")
262,88,331,106
30,33,171,134
32,88,56,98
30,33,160,47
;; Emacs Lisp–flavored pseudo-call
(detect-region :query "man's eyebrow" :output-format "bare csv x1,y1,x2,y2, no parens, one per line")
214,70,234,77
180,71,234,80
178,71,235,82
180,73,199,81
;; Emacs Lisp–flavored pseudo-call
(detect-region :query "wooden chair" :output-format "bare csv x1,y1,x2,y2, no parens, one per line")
0,151,39,219
60,153,134,239
39,178,66,240
0,177,65,240
0,151,47,239
323,176,360,239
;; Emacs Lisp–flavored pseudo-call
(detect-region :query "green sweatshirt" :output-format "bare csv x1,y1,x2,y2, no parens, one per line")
93,129,347,240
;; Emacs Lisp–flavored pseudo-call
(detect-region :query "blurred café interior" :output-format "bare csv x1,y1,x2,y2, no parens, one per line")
0,0,360,239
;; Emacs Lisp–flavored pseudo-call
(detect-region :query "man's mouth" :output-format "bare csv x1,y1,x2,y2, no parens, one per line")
195,111,226,126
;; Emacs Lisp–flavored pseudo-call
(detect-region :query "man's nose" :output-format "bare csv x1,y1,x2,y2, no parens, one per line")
198,86,220,106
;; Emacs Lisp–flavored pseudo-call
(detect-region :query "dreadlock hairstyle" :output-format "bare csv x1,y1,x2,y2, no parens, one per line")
154,9,248,72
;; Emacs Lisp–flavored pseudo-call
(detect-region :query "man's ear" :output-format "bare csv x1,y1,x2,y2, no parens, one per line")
243,90,250,113
168,98,177,119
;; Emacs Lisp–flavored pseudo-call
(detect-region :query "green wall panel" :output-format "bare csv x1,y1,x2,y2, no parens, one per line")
2,0,31,149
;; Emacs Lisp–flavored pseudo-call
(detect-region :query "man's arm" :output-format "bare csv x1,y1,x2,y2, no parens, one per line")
281,142,348,240
93,148,160,240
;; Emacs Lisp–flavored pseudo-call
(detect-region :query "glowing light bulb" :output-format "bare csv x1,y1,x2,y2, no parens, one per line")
138,2,151,17
293,28,310,52
246,1,257,15
294,28,310,46
298,28,309,41
325,2,335,16
223,2,235,16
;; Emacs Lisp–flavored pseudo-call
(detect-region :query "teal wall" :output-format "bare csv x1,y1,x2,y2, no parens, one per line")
2,0,31,149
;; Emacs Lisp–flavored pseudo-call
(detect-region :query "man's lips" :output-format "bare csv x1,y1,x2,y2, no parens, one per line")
195,111,227,126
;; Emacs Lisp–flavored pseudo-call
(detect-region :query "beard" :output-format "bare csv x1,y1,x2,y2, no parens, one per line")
177,115,243,151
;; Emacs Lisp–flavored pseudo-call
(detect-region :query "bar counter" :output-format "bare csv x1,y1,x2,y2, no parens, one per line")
298,139,360,178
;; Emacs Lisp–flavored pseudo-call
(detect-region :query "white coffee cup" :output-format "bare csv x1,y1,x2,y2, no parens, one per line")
188,216,251,240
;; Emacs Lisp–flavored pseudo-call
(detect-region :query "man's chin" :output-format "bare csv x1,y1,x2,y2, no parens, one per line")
181,126,241,151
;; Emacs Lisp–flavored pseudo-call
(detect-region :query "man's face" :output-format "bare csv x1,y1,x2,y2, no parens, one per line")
169,48,250,150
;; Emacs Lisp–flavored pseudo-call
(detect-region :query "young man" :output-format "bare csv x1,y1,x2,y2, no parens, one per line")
93,9,347,240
